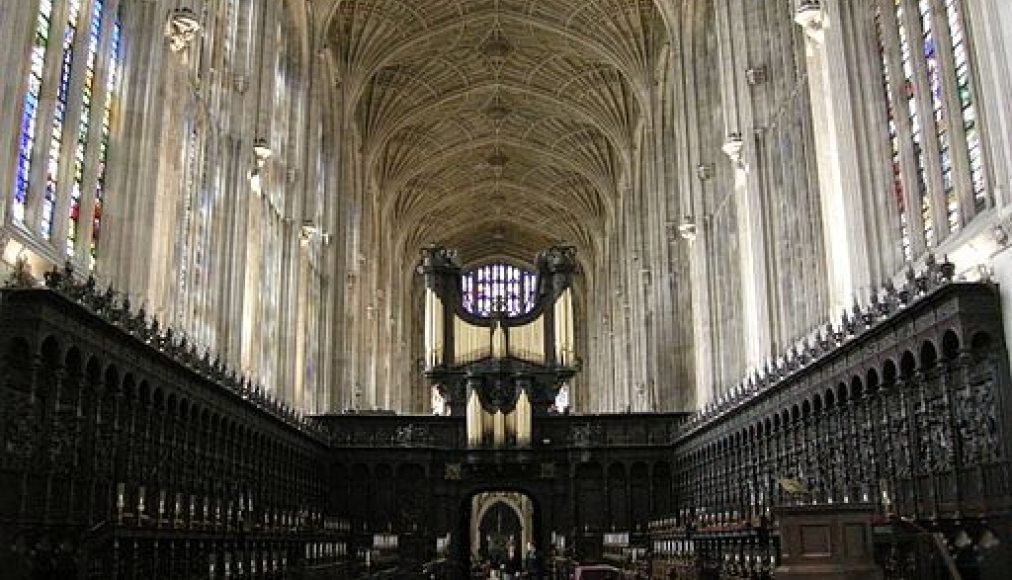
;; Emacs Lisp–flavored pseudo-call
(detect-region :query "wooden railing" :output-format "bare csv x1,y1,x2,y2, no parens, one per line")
663,271,1012,579
0,279,349,579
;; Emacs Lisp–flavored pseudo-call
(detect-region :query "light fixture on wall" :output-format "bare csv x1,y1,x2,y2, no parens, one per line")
300,220,330,246
695,163,714,181
248,140,271,195
795,0,824,40
745,66,767,86
300,221,317,245
165,7,201,52
678,215,698,241
250,1,272,177
253,137,273,165
794,0,823,28
722,133,747,172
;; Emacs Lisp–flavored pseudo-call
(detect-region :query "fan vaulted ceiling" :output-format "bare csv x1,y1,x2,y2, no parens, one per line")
320,0,670,265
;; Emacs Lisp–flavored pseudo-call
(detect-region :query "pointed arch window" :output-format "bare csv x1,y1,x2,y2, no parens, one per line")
875,0,987,259
90,15,122,266
12,0,124,269
43,0,85,239
14,0,56,224
68,0,105,255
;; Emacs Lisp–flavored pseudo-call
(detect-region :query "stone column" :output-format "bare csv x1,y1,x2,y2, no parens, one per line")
714,0,774,372
966,0,1012,208
796,0,901,313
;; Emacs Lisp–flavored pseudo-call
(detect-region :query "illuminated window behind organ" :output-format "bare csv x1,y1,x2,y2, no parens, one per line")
461,263,538,317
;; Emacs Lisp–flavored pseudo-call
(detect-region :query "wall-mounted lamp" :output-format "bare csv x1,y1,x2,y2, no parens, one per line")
745,66,767,86
300,220,331,246
794,0,824,40
166,7,201,52
722,133,748,173
678,215,698,241
795,0,823,28
300,221,317,245
696,163,714,181
253,138,273,166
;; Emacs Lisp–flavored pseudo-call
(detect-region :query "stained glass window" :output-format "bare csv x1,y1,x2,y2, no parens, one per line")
876,0,986,258
43,0,84,239
68,0,104,256
944,0,985,209
91,15,122,267
461,262,538,317
14,0,55,224
918,0,960,233
876,7,912,262
896,0,936,249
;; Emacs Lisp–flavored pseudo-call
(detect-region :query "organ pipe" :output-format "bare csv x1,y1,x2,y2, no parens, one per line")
555,288,575,365
424,288,444,367
516,389,532,447
467,388,482,447
509,318,544,363
493,410,506,448
453,315,488,364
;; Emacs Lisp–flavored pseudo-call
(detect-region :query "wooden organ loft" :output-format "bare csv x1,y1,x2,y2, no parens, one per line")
419,245,579,448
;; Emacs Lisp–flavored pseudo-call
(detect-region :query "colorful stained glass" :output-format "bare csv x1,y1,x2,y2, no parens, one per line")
461,263,538,318
878,0,986,254
91,17,122,267
876,6,912,262
43,0,84,239
14,0,55,224
897,1,935,248
68,0,104,256
944,0,986,209
919,0,960,232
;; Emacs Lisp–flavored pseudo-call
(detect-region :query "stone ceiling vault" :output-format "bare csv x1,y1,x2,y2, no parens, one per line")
319,0,669,264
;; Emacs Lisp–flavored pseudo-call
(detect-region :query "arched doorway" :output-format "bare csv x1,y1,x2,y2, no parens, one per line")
476,497,524,567
457,488,542,578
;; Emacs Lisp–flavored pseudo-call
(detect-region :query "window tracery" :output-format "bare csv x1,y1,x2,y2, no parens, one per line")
12,0,122,268
68,0,105,256
14,0,54,224
91,16,122,266
875,0,986,259
461,262,537,318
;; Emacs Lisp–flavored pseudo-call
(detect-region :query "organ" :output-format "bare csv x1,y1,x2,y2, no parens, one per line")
419,245,580,448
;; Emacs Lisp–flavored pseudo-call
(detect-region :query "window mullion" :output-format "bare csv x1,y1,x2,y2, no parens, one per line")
903,0,950,242
879,0,927,258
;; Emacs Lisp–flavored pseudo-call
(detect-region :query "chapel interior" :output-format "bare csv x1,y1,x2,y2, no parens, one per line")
2,0,1012,578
